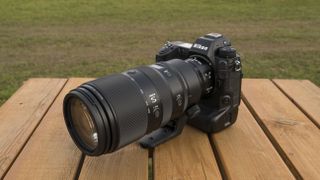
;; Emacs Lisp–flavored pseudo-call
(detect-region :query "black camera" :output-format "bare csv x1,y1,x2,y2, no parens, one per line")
63,33,242,156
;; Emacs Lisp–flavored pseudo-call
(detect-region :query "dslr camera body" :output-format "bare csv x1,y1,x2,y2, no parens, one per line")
63,33,243,155
140,33,242,147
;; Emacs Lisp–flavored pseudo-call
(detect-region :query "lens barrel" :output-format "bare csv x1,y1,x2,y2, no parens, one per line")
63,58,213,156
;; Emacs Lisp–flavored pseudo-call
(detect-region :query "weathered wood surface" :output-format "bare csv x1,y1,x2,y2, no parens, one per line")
211,102,294,179
273,79,320,128
4,78,89,180
79,144,148,180
0,78,319,179
0,78,66,179
154,126,222,180
242,79,320,179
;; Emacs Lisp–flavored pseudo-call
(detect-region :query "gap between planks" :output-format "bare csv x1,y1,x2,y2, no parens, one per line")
2,78,319,179
242,96,301,179
4,78,91,180
208,135,228,180
0,78,67,179
272,79,320,129
74,154,85,180
242,79,320,179
211,101,295,179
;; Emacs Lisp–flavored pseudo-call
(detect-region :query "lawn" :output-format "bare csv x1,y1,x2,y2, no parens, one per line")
0,0,319,105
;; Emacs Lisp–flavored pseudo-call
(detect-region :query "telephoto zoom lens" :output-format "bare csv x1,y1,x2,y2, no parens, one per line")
63,58,213,156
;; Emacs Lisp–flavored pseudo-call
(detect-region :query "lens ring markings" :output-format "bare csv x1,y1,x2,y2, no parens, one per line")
123,70,163,133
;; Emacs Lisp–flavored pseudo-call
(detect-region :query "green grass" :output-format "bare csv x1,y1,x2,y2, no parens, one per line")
0,0,320,105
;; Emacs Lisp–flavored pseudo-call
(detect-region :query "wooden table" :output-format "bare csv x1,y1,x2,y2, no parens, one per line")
0,78,319,180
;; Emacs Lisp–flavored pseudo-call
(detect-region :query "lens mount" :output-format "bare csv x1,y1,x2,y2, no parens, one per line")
63,87,113,156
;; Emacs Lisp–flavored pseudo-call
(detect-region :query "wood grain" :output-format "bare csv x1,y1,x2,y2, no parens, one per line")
79,144,148,180
273,79,320,128
153,126,222,180
212,102,294,179
0,78,66,179
4,78,91,180
242,79,320,179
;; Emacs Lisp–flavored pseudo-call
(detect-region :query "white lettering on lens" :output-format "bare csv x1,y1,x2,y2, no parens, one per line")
149,93,157,103
176,94,182,106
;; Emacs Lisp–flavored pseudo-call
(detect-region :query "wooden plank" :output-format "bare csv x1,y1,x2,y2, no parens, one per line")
154,126,222,180
212,102,294,179
4,78,91,180
242,79,320,179
79,144,148,180
0,78,66,179
273,79,320,128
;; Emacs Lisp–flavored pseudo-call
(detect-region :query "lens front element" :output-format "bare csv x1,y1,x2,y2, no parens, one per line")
69,98,98,151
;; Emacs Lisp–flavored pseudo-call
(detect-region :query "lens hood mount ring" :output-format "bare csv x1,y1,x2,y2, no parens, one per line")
63,88,110,156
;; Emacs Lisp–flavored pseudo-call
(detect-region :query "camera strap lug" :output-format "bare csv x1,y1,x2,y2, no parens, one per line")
139,105,200,148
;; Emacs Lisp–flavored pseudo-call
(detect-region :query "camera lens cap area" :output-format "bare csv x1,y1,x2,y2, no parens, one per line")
218,46,236,58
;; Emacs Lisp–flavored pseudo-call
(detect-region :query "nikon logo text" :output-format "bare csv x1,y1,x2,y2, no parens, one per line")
193,43,208,51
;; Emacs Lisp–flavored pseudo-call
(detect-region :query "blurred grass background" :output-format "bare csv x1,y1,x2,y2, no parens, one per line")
0,0,319,105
